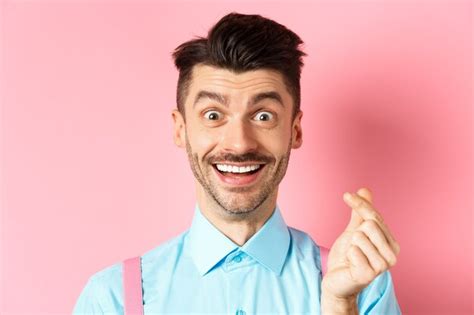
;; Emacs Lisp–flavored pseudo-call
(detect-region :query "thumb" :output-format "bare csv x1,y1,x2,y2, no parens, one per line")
344,188,374,231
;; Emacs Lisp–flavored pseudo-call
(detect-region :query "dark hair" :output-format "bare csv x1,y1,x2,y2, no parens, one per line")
171,12,306,120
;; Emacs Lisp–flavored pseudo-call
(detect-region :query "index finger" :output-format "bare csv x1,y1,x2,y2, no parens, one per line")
344,192,383,222
344,192,400,255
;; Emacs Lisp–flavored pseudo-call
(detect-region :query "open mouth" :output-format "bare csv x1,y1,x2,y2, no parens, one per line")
212,163,266,186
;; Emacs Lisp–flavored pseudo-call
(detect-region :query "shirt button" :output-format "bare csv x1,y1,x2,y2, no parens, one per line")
233,255,242,263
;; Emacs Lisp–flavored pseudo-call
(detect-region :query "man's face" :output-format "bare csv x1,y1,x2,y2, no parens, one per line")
172,64,303,216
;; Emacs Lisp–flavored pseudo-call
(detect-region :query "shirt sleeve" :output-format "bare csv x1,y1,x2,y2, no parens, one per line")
72,276,106,315
357,270,402,314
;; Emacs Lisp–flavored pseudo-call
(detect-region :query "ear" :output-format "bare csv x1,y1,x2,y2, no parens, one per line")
291,110,303,149
171,109,186,148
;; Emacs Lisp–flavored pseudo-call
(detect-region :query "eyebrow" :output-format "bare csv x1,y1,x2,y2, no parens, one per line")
192,90,284,108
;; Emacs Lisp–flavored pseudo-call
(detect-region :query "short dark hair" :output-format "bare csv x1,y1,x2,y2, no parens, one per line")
171,12,306,120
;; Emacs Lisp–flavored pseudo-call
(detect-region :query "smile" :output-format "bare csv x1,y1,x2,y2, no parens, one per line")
212,163,266,186
216,164,261,173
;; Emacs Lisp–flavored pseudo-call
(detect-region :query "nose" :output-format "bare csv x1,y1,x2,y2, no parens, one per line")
220,118,258,154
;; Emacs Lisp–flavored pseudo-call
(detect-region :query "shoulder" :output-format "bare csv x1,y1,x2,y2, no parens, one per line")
287,226,327,269
141,230,188,265
139,230,189,279
288,225,326,253
91,230,188,279
73,230,188,312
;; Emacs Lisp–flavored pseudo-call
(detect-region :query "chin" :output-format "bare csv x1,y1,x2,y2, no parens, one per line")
216,191,270,214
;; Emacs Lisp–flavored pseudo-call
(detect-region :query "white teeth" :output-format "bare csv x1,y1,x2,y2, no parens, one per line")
216,164,261,173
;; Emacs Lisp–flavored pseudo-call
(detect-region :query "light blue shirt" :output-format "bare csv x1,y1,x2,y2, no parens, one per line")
73,204,402,314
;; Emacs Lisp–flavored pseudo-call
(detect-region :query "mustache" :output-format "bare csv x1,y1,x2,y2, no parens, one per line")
208,152,273,164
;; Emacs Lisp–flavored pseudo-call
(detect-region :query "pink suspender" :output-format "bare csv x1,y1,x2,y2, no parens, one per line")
123,256,144,315
122,246,330,315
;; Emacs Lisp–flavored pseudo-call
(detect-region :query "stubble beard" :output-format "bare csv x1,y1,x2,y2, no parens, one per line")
185,136,292,217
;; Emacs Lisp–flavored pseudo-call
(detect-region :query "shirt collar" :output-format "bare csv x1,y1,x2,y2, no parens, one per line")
186,203,290,277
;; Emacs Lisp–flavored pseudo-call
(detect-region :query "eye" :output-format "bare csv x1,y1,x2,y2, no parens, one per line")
203,110,222,121
253,111,274,121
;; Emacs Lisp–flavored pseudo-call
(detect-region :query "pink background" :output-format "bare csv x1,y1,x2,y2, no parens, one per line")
1,1,472,314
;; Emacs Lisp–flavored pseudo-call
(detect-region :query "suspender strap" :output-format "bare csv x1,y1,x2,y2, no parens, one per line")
123,256,144,315
122,247,330,314
320,246,329,277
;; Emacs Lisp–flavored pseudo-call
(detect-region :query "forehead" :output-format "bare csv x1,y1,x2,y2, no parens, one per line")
187,64,289,102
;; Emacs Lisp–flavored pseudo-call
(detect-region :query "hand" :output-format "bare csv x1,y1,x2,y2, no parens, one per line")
321,188,401,301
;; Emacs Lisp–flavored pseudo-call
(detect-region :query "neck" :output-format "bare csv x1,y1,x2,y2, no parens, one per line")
196,184,278,246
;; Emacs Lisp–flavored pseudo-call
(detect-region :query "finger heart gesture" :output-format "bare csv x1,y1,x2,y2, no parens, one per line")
321,188,401,301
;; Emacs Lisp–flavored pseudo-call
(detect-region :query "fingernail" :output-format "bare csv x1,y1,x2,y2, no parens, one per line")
343,192,352,201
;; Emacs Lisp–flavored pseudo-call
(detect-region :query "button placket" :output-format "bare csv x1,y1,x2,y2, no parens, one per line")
224,251,252,272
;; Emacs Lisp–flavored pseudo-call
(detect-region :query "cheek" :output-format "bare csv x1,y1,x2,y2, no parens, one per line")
197,132,218,147
188,127,220,156
261,139,290,158
256,126,292,156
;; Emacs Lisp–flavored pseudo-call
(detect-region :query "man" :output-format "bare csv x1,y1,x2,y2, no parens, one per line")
73,12,401,314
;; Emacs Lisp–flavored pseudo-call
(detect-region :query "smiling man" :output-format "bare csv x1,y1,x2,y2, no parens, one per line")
73,12,401,314
177,62,298,248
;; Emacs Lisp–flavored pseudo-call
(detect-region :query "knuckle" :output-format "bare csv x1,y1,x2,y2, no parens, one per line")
365,219,379,230
347,245,359,261
348,245,359,256
388,253,397,266
352,231,365,243
377,259,389,273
